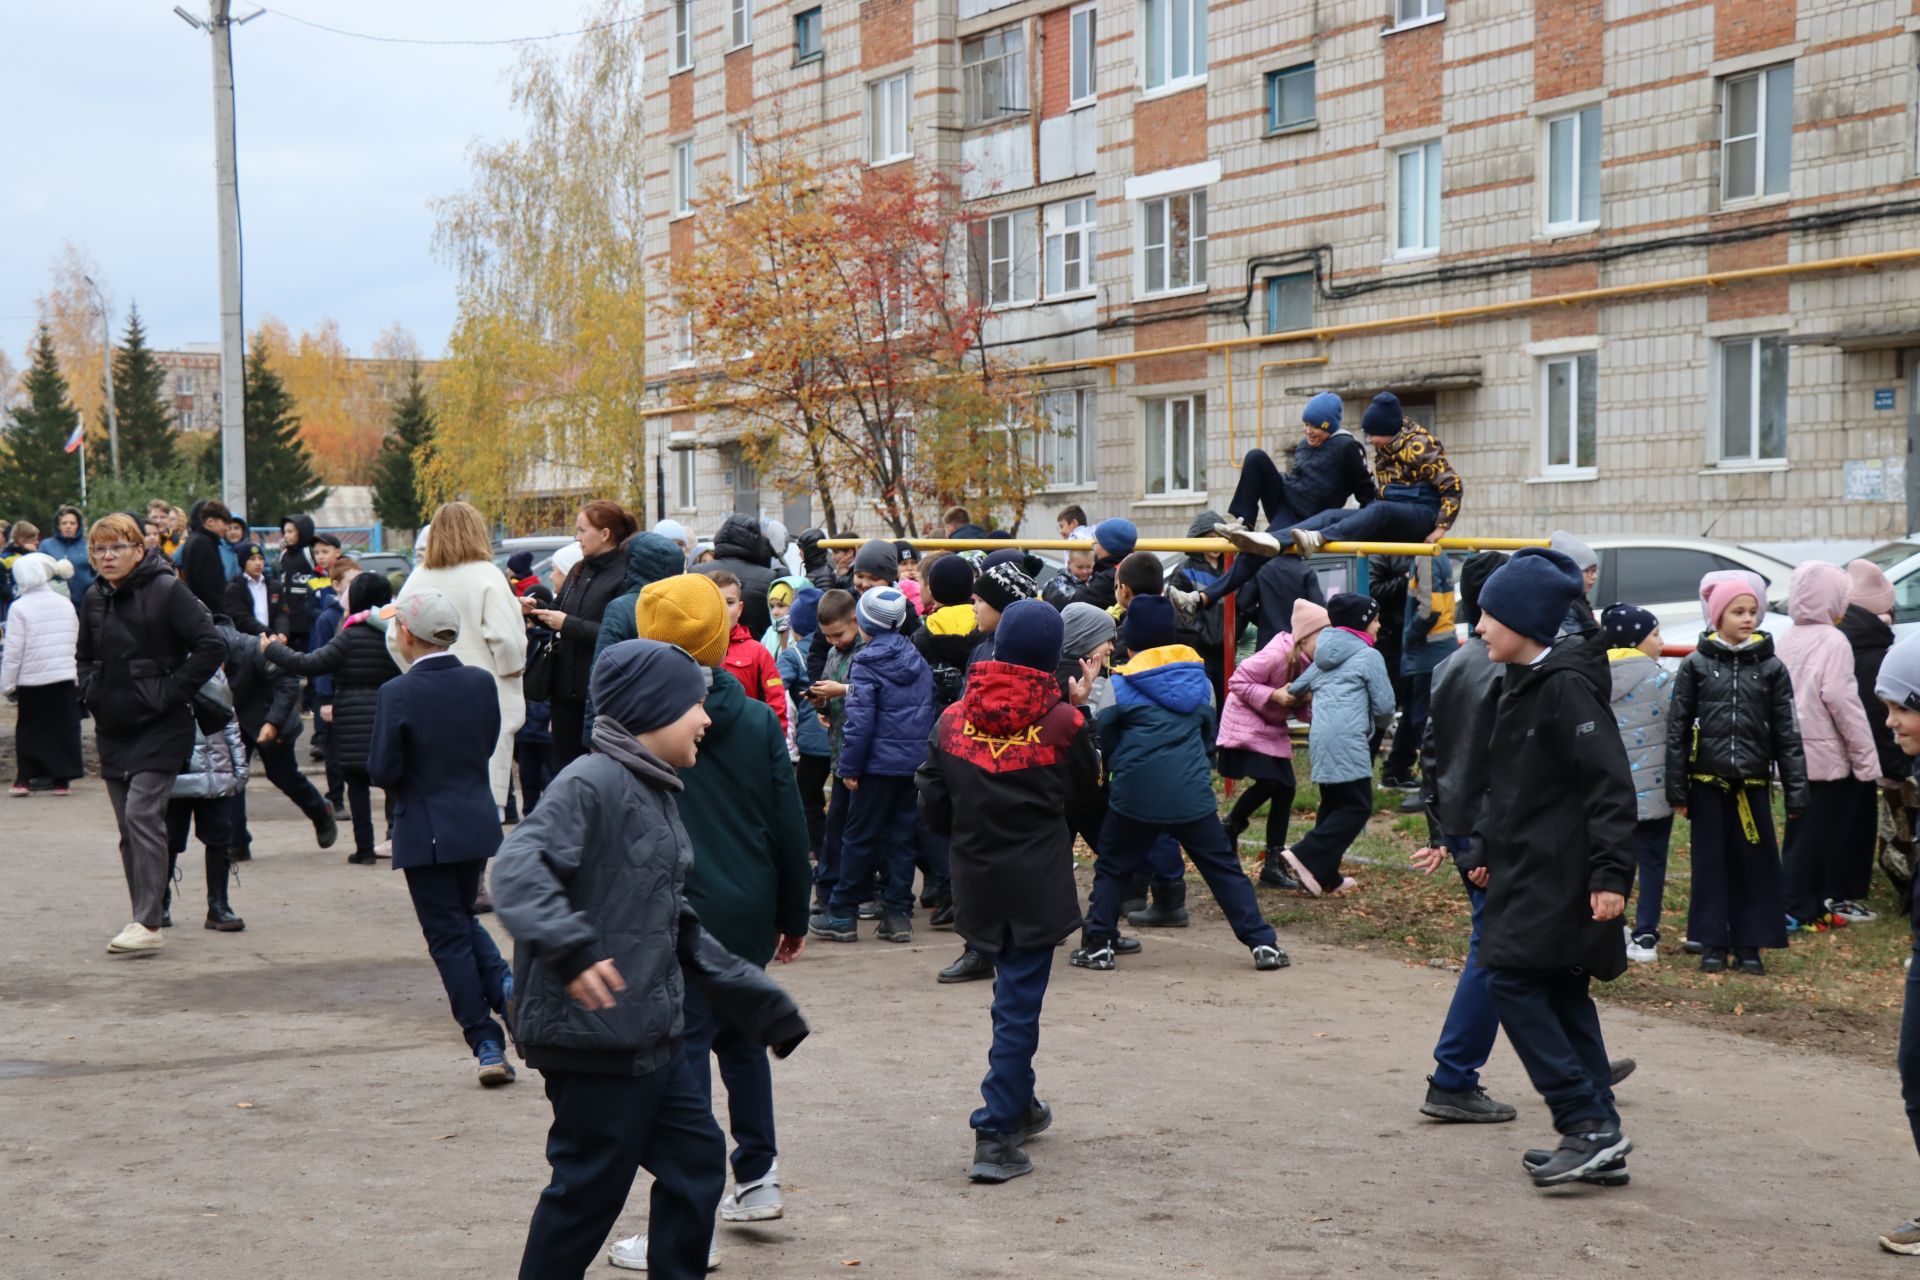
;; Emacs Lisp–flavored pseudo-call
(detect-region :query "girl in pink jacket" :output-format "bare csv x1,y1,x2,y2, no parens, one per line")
1777,560,1883,929
1218,600,1326,888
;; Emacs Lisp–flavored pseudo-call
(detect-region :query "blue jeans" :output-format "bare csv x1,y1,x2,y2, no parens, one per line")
1292,493,1440,544
1430,845,1498,1094
1085,811,1277,949
1485,966,1619,1135
1631,816,1675,940
971,929,1054,1134
828,775,920,917
680,984,777,1184
403,860,510,1053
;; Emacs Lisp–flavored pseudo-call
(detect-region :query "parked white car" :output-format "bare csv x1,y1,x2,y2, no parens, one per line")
1583,535,1796,643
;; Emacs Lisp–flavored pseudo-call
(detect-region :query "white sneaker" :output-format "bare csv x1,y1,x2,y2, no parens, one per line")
720,1164,784,1222
607,1231,719,1272
1216,524,1283,557
107,922,164,954
374,840,392,859
1165,585,1204,625
1827,898,1878,924
1625,933,1659,964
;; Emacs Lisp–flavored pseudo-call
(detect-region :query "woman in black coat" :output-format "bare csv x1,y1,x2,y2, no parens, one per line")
264,573,401,863
523,501,637,769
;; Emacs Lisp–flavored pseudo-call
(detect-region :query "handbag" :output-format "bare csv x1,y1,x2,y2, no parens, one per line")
192,669,236,735
521,631,555,703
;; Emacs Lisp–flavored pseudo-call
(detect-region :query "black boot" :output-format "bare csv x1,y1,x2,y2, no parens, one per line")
1127,880,1190,928
205,847,245,932
312,804,339,850
1259,849,1302,890
1119,871,1152,917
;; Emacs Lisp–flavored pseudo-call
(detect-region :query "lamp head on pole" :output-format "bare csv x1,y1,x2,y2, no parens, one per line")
173,6,205,29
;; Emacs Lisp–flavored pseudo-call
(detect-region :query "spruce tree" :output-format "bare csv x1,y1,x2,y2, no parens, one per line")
0,326,83,525
239,339,328,520
370,365,433,531
110,304,179,476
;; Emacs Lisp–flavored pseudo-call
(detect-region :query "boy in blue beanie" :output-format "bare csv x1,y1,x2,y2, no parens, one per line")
1067,519,1137,610
1472,547,1639,1187
1073,594,1288,973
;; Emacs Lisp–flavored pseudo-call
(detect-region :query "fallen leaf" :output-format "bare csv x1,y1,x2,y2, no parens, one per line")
235,1102,254,1110
1313,1031,1328,1039
842,1261,862,1268
1055,1217,1068,1224
434,1133,457,1141
1734,1003,1744,1017
1310,1215,1332,1222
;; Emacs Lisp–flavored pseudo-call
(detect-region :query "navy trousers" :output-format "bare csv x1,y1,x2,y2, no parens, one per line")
1429,852,1499,1094
828,774,920,917
1485,966,1619,1135
680,984,777,1184
1784,777,1868,922
1292,493,1440,544
1086,810,1277,948
972,929,1054,1134
232,736,332,855
1382,671,1432,783
1630,816,1675,939
1214,448,1328,600
1290,777,1373,892
814,778,851,904
1899,945,1920,1161
403,860,510,1053
1688,780,1787,949
518,1059,726,1280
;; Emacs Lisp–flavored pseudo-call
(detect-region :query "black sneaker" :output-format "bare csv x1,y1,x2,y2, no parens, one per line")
969,1131,1032,1183
1259,857,1302,891
313,809,339,850
1070,941,1116,971
857,900,883,920
1700,949,1728,974
1523,1147,1629,1186
1681,937,1704,955
938,948,994,983
930,903,956,930
346,851,377,865
1421,1077,1517,1123
1736,948,1765,976
877,912,914,943
1112,934,1143,956
1380,774,1417,792
1251,944,1289,971
1608,1058,1637,1087
1011,1098,1052,1144
808,911,858,942
1529,1130,1631,1186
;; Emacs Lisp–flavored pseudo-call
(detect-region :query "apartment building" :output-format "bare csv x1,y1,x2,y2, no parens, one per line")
642,0,1920,545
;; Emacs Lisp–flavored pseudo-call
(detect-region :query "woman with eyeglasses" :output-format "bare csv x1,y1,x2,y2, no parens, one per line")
75,513,226,956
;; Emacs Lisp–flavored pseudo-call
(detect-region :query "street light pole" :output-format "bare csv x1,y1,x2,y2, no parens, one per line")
83,274,120,477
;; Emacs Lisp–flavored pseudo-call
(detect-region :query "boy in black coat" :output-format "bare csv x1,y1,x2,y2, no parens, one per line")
918,600,1099,1183
1473,548,1638,1187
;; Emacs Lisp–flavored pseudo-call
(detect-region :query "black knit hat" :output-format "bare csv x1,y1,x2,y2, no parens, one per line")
1457,550,1509,626
1327,592,1379,631
973,561,1037,613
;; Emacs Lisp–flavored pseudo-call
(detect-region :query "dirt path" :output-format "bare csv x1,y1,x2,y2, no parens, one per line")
1,781,1911,1278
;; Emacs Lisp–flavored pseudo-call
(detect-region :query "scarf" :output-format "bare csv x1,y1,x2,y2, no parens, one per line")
589,715,684,791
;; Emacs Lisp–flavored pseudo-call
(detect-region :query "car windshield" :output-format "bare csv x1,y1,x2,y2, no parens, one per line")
1860,542,1920,571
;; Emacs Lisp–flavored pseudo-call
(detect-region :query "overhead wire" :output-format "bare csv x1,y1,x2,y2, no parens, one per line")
252,5,641,47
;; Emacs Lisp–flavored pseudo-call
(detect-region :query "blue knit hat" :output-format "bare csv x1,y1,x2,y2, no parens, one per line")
1093,518,1138,558
590,639,708,735
1122,594,1177,653
994,599,1064,673
1361,392,1403,437
1303,392,1344,432
1478,547,1585,646
788,586,822,637
856,586,910,634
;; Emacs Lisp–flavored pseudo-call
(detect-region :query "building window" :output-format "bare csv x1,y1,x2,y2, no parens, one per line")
730,0,752,48
1395,0,1443,23
1033,388,1095,488
671,0,693,71
1393,140,1441,255
1140,0,1206,92
1266,63,1314,131
1722,64,1793,201
793,7,822,61
1140,190,1206,294
1719,335,1788,464
1540,352,1597,474
671,140,694,216
1545,106,1601,230
729,128,752,198
674,443,697,509
970,209,1039,307
1143,394,1206,496
671,316,695,368
1043,197,1097,297
1266,272,1313,333
868,73,913,164
1070,4,1097,107
962,25,1027,124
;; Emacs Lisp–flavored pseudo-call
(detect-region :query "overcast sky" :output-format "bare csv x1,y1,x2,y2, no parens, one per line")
1,1,604,364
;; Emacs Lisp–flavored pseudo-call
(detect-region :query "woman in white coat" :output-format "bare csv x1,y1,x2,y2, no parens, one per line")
387,501,527,807
2,552,83,793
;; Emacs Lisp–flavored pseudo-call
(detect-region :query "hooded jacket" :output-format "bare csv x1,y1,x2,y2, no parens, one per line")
778,631,831,757
724,624,788,735
917,661,1100,954
273,514,323,637
1098,643,1217,824
1776,562,1881,784
1217,630,1306,759
678,670,812,966
1400,552,1460,678
1288,626,1396,784
549,544,627,707
38,525,94,606
1419,635,1502,861
911,602,985,710
172,682,250,802
216,615,303,745
582,533,688,738
1170,511,1229,652
711,514,777,638
76,550,226,779
1478,629,1636,976
1839,604,1912,781
1608,649,1674,822
180,500,231,618
838,630,935,778
266,617,402,772
1,556,79,692
1666,629,1809,810
1286,429,1378,520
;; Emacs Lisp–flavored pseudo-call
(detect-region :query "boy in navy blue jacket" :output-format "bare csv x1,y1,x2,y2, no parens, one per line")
811,587,936,945
368,589,515,1088
1073,596,1287,973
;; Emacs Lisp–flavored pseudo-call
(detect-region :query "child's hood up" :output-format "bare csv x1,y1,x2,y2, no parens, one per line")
1309,626,1372,671
1114,644,1211,714
1787,559,1850,627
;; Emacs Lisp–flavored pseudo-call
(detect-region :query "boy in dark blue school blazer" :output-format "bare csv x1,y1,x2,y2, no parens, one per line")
367,589,516,1088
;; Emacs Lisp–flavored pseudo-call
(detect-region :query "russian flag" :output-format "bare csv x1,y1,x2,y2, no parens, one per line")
63,420,84,454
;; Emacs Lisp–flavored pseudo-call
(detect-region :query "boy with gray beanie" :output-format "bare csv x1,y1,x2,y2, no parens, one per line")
1872,634,1920,1255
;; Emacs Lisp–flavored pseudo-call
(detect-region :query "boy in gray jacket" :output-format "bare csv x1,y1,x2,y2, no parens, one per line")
1600,604,1674,964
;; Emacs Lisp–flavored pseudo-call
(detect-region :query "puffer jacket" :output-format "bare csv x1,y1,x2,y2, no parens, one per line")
265,619,401,772
1400,552,1460,678
1,561,79,692
912,602,983,711
778,632,832,757
838,630,935,779
1608,649,1674,822
172,682,250,801
1098,644,1217,824
1665,629,1809,810
1840,604,1912,780
582,533,689,738
711,514,778,639
1218,630,1306,758
1776,561,1880,783
1289,626,1396,784
1419,636,1502,861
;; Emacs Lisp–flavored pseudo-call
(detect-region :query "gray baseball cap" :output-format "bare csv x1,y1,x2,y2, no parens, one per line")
395,588,461,647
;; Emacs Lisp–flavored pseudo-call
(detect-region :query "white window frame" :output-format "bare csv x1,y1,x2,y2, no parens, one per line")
962,24,1028,125
1069,3,1098,108
1721,64,1793,202
868,72,913,164
1539,351,1597,477
1138,189,1207,296
1140,0,1207,94
671,0,693,71
1716,334,1789,466
1543,106,1602,233
1392,0,1444,27
972,209,1039,308
670,315,696,369
1031,387,1096,490
730,0,752,49
1043,197,1098,298
1392,140,1441,257
672,440,698,510
1142,393,1206,496
729,127,752,200
670,140,694,217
